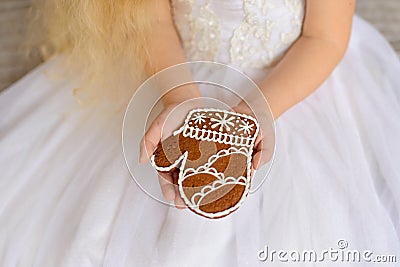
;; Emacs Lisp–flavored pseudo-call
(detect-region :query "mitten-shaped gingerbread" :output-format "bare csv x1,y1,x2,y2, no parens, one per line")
151,108,259,219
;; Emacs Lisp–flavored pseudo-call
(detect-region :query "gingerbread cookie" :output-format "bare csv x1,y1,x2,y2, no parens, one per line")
151,108,259,219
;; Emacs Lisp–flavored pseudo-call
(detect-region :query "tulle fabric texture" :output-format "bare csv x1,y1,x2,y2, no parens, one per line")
0,12,400,267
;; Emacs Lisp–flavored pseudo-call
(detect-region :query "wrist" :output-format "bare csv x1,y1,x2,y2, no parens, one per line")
161,84,202,107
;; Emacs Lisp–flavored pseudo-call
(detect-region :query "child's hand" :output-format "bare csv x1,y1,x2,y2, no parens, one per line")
233,99,275,177
139,99,203,209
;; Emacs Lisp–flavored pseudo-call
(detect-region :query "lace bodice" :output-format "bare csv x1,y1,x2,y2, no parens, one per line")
171,0,305,74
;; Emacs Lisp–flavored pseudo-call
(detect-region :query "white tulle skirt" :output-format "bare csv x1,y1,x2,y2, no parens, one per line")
1,16,400,266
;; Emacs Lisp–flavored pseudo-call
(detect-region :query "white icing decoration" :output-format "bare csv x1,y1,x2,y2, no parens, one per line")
238,120,254,135
150,151,188,173
192,112,207,124
204,146,249,169
210,113,235,132
190,175,247,206
178,167,252,219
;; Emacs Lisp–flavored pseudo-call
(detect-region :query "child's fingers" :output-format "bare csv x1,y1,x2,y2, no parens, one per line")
139,119,162,163
158,172,176,202
252,141,273,170
252,150,262,170
174,193,186,209
254,129,263,148
139,138,148,163
171,171,186,209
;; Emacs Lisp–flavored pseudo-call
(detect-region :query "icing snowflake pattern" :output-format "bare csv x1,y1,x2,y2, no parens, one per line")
174,109,258,147
238,120,254,135
192,112,207,124
211,113,235,132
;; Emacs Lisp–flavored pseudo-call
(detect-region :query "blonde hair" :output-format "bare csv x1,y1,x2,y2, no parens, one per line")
29,0,152,107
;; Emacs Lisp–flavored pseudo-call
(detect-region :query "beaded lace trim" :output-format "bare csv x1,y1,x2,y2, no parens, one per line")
172,0,221,61
171,0,305,69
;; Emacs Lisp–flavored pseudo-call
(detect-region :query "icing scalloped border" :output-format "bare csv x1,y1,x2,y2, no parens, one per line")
183,146,249,177
189,175,247,206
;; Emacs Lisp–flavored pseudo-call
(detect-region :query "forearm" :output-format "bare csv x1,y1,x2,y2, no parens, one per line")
259,35,348,119
259,0,355,120
144,1,201,105
144,19,186,75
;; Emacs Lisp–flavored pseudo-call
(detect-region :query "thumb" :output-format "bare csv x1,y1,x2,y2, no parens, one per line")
139,117,163,163
252,141,274,170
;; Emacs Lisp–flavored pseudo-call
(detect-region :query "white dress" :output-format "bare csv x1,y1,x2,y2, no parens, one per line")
1,0,400,266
